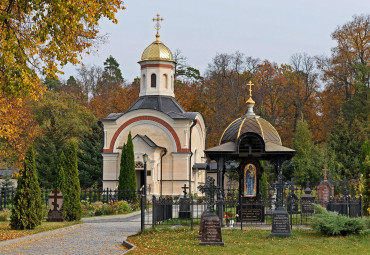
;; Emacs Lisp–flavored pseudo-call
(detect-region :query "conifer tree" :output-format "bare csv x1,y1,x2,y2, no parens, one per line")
78,122,103,188
10,146,43,229
360,141,370,215
54,152,66,194
326,116,365,180
118,143,128,192
63,142,82,221
291,118,322,186
118,133,137,200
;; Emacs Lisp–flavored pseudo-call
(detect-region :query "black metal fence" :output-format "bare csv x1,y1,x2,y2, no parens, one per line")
0,188,138,210
143,183,363,228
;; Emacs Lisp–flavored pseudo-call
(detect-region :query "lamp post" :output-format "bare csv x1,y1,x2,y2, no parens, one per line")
141,153,148,233
143,153,148,196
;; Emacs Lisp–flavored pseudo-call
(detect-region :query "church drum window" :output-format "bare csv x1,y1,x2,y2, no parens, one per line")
142,74,146,90
163,74,168,88
151,73,156,88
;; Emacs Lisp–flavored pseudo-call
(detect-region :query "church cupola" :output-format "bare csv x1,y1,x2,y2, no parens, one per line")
138,14,176,98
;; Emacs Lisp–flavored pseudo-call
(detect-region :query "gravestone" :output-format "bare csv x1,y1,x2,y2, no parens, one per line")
301,181,315,215
199,214,223,246
198,210,212,239
287,193,299,213
317,169,334,208
269,171,291,237
271,209,291,236
47,189,64,222
198,176,224,246
179,184,191,219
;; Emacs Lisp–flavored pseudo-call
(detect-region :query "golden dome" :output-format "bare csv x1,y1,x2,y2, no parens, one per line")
219,116,282,145
140,40,174,62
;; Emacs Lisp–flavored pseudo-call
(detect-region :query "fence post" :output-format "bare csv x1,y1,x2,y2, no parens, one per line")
141,194,145,233
152,196,156,228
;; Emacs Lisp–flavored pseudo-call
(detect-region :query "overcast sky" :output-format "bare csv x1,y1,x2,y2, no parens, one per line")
60,0,369,82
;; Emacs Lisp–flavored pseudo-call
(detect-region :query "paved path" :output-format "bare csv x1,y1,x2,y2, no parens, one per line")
0,211,142,255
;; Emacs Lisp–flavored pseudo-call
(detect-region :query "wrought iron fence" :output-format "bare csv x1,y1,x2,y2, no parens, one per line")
0,188,139,210
143,184,363,228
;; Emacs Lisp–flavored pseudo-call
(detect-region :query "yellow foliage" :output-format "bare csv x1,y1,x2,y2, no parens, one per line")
0,0,125,99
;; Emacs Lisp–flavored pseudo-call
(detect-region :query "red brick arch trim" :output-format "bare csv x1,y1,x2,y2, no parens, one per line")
103,116,189,153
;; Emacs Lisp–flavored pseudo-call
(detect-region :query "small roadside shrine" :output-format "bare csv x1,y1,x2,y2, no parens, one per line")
204,81,296,237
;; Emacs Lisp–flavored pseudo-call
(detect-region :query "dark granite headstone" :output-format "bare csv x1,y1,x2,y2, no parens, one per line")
199,213,224,246
47,189,64,222
301,183,315,215
287,194,299,213
270,208,291,237
179,197,191,219
198,210,212,239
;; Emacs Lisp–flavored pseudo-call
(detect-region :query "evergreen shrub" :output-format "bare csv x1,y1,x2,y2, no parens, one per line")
10,146,43,229
311,204,367,235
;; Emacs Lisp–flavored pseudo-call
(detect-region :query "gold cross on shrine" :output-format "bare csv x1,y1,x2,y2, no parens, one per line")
246,81,254,97
153,14,164,41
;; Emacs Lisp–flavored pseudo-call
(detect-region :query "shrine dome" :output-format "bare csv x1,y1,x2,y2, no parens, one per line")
219,116,282,146
140,40,174,62
219,81,282,146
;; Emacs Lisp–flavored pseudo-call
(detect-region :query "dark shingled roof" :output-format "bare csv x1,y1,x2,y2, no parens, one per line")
102,96,198,121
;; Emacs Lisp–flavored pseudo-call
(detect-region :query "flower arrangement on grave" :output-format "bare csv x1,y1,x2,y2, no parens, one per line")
223,211,233,225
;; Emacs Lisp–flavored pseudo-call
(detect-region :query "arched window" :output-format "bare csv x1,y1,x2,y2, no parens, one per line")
151,74,156,88
142,74,146,90
163,74,168,88
171,75,174,90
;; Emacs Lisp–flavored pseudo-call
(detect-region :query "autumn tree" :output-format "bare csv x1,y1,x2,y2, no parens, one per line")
10,146,42,229
0,0,125,99
0,96,38,168
318,14,369,136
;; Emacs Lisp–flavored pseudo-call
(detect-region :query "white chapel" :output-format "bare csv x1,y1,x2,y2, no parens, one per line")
101,17,206,196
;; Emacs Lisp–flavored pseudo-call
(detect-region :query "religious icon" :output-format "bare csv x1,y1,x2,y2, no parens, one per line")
244,163,257,197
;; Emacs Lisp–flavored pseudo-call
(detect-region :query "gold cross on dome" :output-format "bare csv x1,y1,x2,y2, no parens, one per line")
153,14,164,41
246,81,254,97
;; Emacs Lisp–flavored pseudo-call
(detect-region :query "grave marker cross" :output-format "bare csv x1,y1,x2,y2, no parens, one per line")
181,184,189,197
198,176,222,213
50,189,63,211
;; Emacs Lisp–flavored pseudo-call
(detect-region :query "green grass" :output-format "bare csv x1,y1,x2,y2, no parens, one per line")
0,220,79,241
128,227,370,255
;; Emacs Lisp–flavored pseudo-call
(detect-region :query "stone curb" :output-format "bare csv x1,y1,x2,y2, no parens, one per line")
122,237,137,254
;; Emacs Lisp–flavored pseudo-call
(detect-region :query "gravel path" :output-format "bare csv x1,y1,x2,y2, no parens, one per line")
0,212,142,255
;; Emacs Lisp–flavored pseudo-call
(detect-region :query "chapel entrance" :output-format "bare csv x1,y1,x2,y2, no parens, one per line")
135,161,144,191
